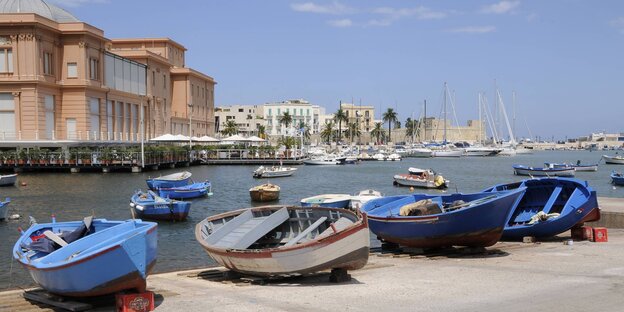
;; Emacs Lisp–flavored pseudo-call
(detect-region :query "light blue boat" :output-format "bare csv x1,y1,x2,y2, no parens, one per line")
0,197,10,220
610,171,624,186
146,171,192,190
131,190,191,221
157,181,212,199
300,194,352,208
13,218,157,297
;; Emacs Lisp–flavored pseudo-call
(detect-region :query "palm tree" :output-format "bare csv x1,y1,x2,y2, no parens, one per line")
320,121,334,144
297,121,311,144
346,122,361,143
257,125,266,139
278,111,293,135
405,118,417,142
333,108,348,144
382,108,398,143
371,122,386,145
221,120,238,136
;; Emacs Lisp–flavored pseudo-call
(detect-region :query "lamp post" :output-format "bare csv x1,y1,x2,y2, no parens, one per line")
188,103,193,148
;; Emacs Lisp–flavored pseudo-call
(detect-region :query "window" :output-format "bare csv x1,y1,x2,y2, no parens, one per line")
268,109,271,116
0,48,13,73
116,102,123,133
0,93,15,139
152,71,155,86
163,74,166,89
89,58,99,80
45,95,55,139
43,52,53,75
107,100,113,134
67,62,77,78
90,98,100,139
238,108,244,113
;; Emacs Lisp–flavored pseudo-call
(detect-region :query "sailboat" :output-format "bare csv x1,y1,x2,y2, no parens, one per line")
432,83,462,157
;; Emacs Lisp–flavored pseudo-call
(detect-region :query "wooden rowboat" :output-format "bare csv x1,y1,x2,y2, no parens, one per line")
195,206,369,277
249,183,280,202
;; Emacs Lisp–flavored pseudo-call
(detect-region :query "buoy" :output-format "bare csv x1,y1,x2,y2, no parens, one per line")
409,187,414,192
20,181,27,186
9,214,21,220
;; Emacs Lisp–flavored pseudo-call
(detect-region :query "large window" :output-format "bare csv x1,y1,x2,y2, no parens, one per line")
89,98,100,139
116,102,123,135
43,52,53,75
67,62,77,78
0,93,15,139
104,52,146,96
0,48,13,73
44,95,55,139
107,100,113,135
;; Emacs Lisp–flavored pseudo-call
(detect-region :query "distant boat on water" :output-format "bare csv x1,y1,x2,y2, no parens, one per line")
513,165,575,177
611,171,624,186
300,194,352,208
393,168,448,189
253,165,297,178
0,197,10,220
157,181,212,199
130,190,191,221
0,173,17,186
146,171,192,190
249,183,280,202
544,162,598,172
602,155,624,165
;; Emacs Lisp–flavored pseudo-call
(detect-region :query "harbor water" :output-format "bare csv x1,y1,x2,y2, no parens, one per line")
1,150,622,291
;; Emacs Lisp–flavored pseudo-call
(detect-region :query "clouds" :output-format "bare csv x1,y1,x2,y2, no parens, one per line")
448,26,496,34
610,17,624,34
480,0,520,14
47,0,108,8
327,19,353,27
290,2,354,15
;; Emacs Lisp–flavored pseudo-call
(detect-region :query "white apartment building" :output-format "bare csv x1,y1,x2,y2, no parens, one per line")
214,105,265,136
263,99,326,136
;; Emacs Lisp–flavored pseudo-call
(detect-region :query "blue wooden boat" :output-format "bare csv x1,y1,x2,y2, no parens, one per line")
12,217,157,297
146,171,192,190
300,194,352,208
482,177,600,240
360,189,526,248
130,190,192,221
610,171,624,186
157,181,212,199
0,197,10,220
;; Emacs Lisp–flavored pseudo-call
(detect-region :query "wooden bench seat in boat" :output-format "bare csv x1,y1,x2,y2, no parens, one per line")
316,217,354,239
207,207,290,249
284,217,327,247
513,186,564,224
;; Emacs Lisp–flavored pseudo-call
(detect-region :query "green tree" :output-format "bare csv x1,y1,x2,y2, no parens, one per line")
382,108,398,143
321,121,334,144
297,121,311,144
346,122,361,143
371,122,386,145
333,108,348,144
257,125,266,139
221,120,238,136
405,118,418,142
278,111,293,134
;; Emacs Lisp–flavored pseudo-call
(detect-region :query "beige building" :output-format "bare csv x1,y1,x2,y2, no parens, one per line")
419,118,485,143
0,0,215,143
339,103,375,132
214,104,265,136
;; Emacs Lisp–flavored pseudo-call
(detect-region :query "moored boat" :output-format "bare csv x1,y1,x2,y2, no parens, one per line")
13,217,157,297
253,165,297,178
300,194,352,208
249,183,280,202
393,168,448,189
544,162,598,172
361,188,526,248
463,147,501,157
303,155,345,165
431,149,463,158
602,155,624,165
157,181,212,199
611,171,624,186
482,177,600,239
130,190,191,221
513,165,575,177
0,197,10,220
349,189,383,210
386,153,401,161
146,171,192,190
194,205,369,277
408,147,433,158
0,173,17,186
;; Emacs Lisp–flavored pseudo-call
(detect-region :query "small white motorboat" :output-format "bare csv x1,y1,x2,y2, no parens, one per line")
512,165,575,177
253,165,298,178
409,148,433,158
372,153,386,161
431,149,462,158
303,155,345,165
386,153,401,161
394,168,449,189
463,147,501,157
349,189,383,210
0,173,18,186
603,155,624,165
300,194,352,208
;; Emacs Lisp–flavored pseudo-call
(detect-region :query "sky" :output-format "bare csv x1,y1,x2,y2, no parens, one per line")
49,0,624,140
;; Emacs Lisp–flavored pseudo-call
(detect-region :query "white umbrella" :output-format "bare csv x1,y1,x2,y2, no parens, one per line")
222,134,250,142
247,136,266,142
174,134,190,141
196,135,221,142
150,134,178,141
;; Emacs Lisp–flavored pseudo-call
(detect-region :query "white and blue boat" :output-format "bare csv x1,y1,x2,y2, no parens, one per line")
483,178,601,239
131,190,192,221
300,194,352,208
13,217,157,297
0,197,10,220
544,162,598,172
513,164,575,177
361,189,526,248
146,171,192,190
611,171,624,186
157,181,212,199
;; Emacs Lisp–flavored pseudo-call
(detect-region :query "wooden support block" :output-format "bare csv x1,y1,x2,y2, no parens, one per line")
329,268,351,283
522,236,536,243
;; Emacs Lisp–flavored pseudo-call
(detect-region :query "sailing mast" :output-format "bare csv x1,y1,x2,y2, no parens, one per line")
512,90,516,143
423,99,427,143
443,82,447,145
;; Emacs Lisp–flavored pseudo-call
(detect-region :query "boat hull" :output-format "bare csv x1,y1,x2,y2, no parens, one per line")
611,172,624,186
253,171,296,178
603,155,624,165
393,174,447,189
432,150,462,157
0,198,9,220
195,206,369,276
300,199,351,208
513,166,575,177
363,190,525,248
250,189,280,202
0,173,17,186
157,182,210,199
13,219,158,297
131,192,191,221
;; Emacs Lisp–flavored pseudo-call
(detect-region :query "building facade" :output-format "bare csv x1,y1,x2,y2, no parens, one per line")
263,99,326,136
214,104,265,136
338,103,375,132
0,0,215,144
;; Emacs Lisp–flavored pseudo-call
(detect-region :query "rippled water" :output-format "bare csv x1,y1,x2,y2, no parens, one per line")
1,150,622,290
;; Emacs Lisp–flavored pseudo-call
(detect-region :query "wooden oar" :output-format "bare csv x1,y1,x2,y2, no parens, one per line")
43,230,68,247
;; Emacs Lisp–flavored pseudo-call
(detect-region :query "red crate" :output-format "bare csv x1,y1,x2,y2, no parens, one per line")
571,226,593,241
116,291,154,312
592,227,608,243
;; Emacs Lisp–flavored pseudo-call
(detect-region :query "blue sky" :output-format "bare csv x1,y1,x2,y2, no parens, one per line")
51,0,623,140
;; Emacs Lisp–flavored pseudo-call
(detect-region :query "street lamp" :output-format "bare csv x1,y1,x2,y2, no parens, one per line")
188,103,193,148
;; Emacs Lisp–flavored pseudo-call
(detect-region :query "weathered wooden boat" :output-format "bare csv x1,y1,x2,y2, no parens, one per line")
393,168,448,189
253,165,298,178
610,171,624,186
602,155,624,165
130,190,191,221
146,171,192,190
482,177,600,239
249,183,280,202
0,173,17,186
194,206,369,277
360,189,526,248
300,194,352,208
349,189,383,210
512,165,575,177
544,162,598,172
157,181,212,199
13,217,157,297
0,197,10,220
